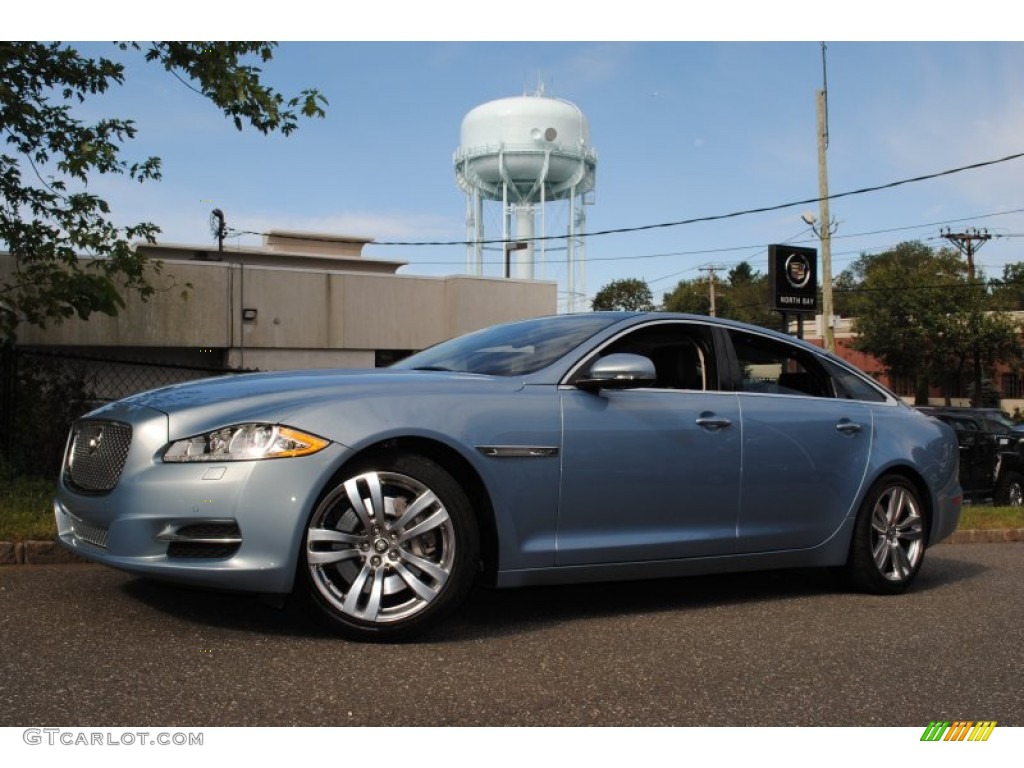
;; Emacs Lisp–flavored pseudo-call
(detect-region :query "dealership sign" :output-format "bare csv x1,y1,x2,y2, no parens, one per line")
769,244,818,313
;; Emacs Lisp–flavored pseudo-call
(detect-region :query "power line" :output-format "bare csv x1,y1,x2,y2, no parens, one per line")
834,280,1000,295
225,206,1024,273
650,210,1024,286
229,150,1024,249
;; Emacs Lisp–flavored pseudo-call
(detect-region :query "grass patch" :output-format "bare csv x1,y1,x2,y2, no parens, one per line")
960,505,1024,530
0,477,1023,543
0,476,57,542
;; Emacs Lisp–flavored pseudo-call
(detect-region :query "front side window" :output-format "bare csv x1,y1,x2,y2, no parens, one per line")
588,322,716,391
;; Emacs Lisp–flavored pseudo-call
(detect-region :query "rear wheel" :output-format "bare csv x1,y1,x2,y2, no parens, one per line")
301,454,479,641
845,475,927,595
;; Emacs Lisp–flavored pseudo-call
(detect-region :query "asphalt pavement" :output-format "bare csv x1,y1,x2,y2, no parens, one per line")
1,542,1021,726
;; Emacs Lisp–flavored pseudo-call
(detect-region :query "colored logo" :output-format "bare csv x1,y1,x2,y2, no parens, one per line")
921,721,996,741
785,252,812,289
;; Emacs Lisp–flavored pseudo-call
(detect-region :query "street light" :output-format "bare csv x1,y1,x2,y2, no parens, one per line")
504,241,527,279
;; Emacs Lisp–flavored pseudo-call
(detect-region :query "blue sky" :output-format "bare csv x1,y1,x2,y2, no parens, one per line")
12,11,1024,311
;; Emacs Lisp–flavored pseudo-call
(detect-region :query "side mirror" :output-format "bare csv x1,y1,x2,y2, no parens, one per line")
576,353,657,392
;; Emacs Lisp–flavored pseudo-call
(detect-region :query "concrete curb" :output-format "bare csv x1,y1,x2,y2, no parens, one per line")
0,540,88,565
944,528,1024,545
1,529,1022,566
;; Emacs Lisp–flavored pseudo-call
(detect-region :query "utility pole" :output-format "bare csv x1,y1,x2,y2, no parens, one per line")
942,227,992,406
941,227,990,281
815,42,836,353
700,265,725,317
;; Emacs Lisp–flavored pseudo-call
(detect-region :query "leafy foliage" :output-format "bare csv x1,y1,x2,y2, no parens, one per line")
661,261,777,328
836,241,1022,404
591,278,655,311
0,42,326,342
991,263,1024,311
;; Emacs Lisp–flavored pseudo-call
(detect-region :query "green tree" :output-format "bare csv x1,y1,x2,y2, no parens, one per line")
661,277,709,315
0,41,326,341
991,262,1024,311
722,262,775,327
837,241,1021,405
662,261,776,328
592,278,655,311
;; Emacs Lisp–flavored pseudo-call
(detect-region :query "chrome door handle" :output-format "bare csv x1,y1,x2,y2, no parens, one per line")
696,416,732,431
836,421,862,435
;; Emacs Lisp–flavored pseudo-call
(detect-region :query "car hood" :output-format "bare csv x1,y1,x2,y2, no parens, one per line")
110,368,527,440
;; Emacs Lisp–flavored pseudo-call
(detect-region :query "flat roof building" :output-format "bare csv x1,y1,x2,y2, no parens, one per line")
2,230,558,373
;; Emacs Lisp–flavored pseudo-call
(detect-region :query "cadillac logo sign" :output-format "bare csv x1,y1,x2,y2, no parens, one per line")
769,244,818,313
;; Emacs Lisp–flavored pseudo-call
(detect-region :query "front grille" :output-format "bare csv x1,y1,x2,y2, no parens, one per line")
65,420,133,493
70,517,109,549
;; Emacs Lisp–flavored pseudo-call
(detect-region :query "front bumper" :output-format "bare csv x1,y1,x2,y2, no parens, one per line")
54,405,348,594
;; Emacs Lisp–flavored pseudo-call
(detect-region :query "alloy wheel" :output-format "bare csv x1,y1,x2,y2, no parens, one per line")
306,470,457,624
869,484,924,582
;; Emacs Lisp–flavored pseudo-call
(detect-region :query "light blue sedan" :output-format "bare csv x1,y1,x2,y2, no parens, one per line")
55,313,962,640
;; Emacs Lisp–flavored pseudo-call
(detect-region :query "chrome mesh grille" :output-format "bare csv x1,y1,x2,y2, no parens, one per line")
70,517,109,549
66,420,133,493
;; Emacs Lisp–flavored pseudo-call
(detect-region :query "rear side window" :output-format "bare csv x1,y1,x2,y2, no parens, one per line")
729,331,832,398
822,359,889,403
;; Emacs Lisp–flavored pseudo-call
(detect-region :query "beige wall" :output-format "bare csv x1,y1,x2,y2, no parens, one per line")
4,254,557,368
226,348,375,371
444,276,557,338
4,260,232,348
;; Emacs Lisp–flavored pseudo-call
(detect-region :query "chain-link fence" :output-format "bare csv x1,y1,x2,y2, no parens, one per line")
0,347,254,479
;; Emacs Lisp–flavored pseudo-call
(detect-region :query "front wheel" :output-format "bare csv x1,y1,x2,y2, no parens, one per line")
300,454,479,641
844,475,927,595
995,469,1024,507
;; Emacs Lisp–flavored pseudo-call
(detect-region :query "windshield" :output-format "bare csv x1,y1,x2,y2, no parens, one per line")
391,314,625,376
985,413,1016,430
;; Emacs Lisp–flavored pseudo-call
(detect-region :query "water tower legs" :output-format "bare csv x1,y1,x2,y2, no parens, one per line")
513,206,534,279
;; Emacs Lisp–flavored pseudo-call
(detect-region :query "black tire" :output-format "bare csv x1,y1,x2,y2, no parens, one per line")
844,475,927,595
300,453,479,641
995,469,1024,507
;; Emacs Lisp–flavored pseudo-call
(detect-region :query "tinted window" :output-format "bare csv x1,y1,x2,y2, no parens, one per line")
983,415,1015,431
953,418,979,432
596,322,715,390
822,358,889,403
729,330,832,398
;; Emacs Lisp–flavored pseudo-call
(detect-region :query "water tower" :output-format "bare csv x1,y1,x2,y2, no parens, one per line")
454,92,597,312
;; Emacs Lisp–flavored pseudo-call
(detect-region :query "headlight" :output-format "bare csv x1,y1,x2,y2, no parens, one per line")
162,424,329,462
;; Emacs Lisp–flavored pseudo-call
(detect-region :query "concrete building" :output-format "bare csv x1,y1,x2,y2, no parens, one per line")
3,230,558,373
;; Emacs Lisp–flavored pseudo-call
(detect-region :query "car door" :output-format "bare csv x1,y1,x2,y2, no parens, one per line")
556,321,741,566
726,329,873,552
943,416,992,494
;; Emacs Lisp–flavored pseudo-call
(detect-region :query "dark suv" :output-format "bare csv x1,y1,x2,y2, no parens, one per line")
917,407,1024,506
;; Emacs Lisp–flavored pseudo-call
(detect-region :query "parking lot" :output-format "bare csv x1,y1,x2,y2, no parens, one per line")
1,542,1021,727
